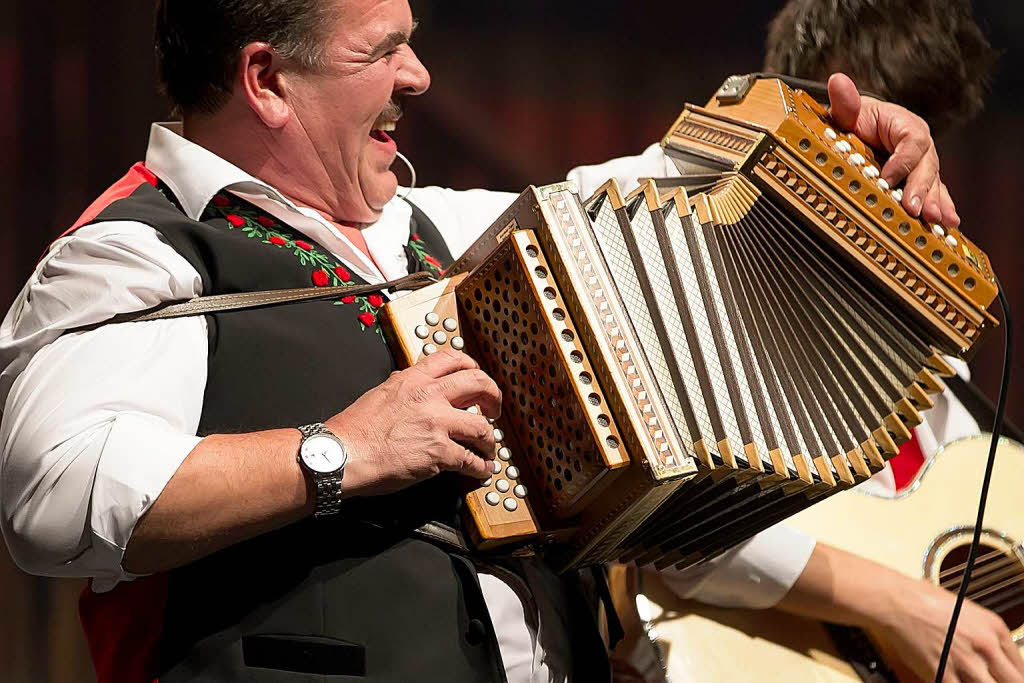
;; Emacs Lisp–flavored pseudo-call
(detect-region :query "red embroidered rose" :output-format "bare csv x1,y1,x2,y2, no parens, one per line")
424,255,442,268
257,216,275,228
340,295,356,304
269,236,287,246
411,233,422,242
295,240,313,251
367,294,384,308
358,312,376,326
225,214,246,227
312,269,330,287
334,265,352,282
212,195,230,207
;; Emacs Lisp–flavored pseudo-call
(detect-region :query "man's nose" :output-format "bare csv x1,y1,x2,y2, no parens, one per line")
398,48,431,96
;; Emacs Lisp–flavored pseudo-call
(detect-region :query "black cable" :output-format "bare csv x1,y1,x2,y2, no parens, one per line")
934,276,1012,682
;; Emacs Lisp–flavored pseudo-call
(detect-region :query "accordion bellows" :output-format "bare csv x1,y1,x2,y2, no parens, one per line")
381,76,999,572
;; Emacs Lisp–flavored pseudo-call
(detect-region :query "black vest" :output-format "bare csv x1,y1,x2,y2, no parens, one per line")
85,183,611,682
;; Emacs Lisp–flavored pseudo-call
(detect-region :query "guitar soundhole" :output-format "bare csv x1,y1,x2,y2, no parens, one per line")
938,542,1024,636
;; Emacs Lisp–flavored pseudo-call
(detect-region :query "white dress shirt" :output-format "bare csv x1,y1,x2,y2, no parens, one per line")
1,123,823,682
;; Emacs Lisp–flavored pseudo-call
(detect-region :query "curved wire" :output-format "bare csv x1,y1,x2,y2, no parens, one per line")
394,151,417,199
935,275,1013,682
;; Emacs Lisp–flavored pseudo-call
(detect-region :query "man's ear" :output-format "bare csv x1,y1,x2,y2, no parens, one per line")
238,42,290,128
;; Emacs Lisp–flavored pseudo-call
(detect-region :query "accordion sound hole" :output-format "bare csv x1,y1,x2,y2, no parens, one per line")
458,240,612,518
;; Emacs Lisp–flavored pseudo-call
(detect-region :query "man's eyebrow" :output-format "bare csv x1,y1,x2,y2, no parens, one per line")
369,20,419,58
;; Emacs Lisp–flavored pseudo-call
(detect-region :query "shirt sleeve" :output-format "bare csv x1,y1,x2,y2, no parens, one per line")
0,221,208,590
404,142,677,259
654,522,817,609
567,143,678,199
402,186,518,261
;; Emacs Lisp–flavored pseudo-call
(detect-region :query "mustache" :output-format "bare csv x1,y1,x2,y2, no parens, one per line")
381,98,404,122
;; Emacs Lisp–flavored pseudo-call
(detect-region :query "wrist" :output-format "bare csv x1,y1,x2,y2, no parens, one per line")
296,423,347,516
861,571,918,633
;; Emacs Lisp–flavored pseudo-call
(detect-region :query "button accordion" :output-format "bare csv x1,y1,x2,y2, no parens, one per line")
380,75,1000,573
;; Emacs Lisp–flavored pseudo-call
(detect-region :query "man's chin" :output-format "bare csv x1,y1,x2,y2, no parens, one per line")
364,171,400,214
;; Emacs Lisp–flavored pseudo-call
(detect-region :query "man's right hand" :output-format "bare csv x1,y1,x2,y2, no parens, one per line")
327,348,502,497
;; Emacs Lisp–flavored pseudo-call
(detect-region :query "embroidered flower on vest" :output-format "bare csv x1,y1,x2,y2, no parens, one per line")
203,194,385,335
407,233,444,276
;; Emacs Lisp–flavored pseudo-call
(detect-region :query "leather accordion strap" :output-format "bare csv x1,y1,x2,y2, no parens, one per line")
66,271,438,333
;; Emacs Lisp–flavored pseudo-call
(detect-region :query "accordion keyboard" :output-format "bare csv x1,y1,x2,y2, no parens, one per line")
380,275,541,548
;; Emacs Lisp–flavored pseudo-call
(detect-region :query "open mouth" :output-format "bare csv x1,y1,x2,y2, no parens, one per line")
370,118,397,143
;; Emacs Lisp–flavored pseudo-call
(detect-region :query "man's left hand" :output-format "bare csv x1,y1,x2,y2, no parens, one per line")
827,72,959,229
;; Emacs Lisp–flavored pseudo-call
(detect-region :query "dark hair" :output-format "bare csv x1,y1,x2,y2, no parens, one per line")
763,0,999,136
155,0,335,116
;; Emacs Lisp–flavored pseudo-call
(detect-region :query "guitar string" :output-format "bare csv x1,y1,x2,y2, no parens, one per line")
962,574,1024,603
940,555,1021,588
936,554,1024,612
958,567,1024,598
978,590,1024,615
938,548,1010,579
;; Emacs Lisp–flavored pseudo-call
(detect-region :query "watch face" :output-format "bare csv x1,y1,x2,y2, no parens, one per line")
300,434,347,474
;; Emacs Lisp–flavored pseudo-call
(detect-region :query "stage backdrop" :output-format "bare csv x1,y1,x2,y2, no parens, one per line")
2,1,1021,680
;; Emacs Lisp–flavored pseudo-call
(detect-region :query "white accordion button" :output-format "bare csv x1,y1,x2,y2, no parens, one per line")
836,140,852,153
415,325,429,339
877,178,890,191
514,484,527,498
849,152,865,166
422,343,437,356
425,312,440,326
480,477,492,487
485,492,500,506
892,188,904,202
506,466,519,479
493,428,504,442
443,318,458,332
467,405,479,414
945,234,958,248
503,498,518,512
491,460,502,474
932,224,946,238
824,127,837,140
495,479,510,493
432,330,447,345
864,165,879,179
451,336,465,351
498,447,512,461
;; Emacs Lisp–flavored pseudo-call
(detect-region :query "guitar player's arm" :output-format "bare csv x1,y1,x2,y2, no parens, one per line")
656,526,1023,682
778,542,1024,683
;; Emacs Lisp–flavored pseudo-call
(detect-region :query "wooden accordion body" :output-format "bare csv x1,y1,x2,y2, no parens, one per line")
381,75,999,573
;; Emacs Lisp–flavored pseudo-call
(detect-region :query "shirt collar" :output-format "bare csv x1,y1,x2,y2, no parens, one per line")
145,122,270,221
143,122,415,285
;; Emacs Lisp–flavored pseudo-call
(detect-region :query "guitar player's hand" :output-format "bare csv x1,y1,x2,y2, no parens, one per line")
779,543,1024,683
878,578,1024,683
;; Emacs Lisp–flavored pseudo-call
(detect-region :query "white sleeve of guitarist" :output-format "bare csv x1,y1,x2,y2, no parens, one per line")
568,147,983,610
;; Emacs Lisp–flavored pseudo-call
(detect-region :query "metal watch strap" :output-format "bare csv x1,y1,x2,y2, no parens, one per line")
299,422,330,439
299,423,346,517
312,474,344,517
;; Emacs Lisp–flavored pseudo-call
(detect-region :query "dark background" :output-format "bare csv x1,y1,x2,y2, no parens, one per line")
2,1,1022,680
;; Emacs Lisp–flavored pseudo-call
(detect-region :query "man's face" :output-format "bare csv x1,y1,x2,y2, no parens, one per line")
285,0,429,222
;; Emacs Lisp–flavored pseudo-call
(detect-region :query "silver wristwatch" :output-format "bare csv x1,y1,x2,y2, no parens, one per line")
297,423,348,517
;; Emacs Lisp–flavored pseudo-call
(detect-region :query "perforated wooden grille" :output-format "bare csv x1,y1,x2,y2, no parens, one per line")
456,232,619,518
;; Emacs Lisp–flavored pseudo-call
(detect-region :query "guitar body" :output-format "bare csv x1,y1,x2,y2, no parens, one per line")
620,435,1024,682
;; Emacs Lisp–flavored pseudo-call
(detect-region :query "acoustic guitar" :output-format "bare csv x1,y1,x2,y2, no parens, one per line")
611,434,1024,682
